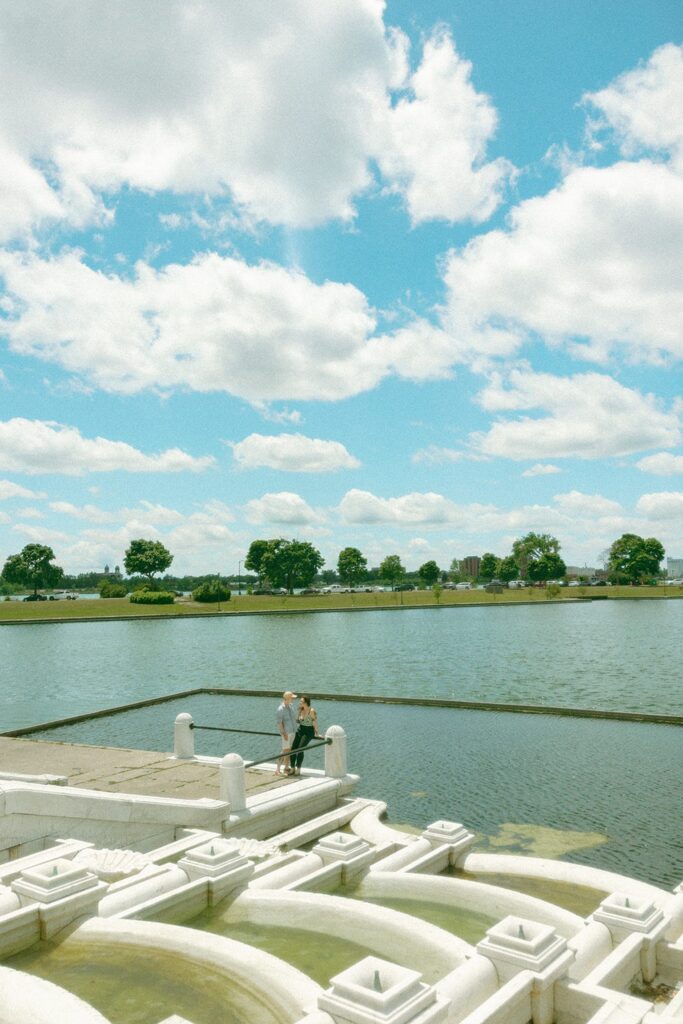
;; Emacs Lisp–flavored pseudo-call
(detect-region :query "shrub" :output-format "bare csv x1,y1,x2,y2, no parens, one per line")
192,580,231,603
100,580,128,598
129,589,175,605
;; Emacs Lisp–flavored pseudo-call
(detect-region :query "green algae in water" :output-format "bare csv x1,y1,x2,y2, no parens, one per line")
7,939,282,1024
190,908,375,988
454,870,603,918
351,894,495,945
479,822,608,859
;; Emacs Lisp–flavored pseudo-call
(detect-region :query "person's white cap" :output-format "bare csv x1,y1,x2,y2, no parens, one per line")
283,690,297,700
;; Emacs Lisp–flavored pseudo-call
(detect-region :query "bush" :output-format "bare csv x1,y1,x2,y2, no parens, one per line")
192,580,231,603
100,580,128,598
129,589,175,605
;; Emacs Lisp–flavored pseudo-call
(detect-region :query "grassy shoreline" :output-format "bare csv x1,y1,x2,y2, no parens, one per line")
1,584,681,623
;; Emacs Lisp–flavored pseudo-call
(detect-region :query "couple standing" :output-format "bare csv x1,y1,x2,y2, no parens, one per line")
276,691,320,776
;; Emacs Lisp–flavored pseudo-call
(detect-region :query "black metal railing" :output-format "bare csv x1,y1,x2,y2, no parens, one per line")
190,724,281,737
245,738,331,770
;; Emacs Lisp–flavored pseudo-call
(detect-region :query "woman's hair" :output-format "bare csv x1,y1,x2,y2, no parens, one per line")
299,695,311,707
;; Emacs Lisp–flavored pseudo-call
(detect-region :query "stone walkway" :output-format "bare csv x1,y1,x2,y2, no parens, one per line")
0,736,292,800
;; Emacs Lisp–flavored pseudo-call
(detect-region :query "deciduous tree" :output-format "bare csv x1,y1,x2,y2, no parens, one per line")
479,553,498,580
123,539,173,588
379,554,405,590
512,532,565,581
418,560,440,588
337,546,367,587
2,544,64,596
260,539,324,593
607,534,664,584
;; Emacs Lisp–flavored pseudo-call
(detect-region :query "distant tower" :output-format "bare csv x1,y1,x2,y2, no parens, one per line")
104,564,110,575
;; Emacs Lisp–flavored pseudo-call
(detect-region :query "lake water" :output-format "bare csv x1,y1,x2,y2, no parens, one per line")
2,600,681,888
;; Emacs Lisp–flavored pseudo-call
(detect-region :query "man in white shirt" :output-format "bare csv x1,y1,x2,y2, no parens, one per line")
275,690,298,775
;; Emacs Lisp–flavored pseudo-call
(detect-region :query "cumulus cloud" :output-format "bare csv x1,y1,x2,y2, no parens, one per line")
0,418,215,475
0,479,47,500
244,492,324,525
635,491,683,520
471,369,680,460
230,433,360,472
49,501,114,523
553,491,623,516
412,446,471,465
339,489,463,525
636,453,683,475
379,30,513,223
0,3,509,239
584,44,683,162
522,464,561,477
442,160,683,364
0,251,384,401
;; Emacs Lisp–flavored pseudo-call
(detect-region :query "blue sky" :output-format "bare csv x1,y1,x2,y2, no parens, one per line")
0,0,681,576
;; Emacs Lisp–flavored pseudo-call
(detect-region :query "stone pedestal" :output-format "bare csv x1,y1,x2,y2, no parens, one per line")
476,916,574,1024
593,892,669,982
313,832,374,882
178,838,254,903
325,726,348,778
11,858,106,939
318,955,449,1024
421,821,475,866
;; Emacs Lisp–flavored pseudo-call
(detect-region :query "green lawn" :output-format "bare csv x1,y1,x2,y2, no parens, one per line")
1,584,680,623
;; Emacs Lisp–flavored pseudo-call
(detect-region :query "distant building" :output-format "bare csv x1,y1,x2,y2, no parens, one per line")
460,555,481,578
667,557,683,578
566,565,597,578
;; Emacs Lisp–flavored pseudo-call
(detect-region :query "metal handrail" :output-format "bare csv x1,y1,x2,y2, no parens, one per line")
190,724,281,737
245,737,331,770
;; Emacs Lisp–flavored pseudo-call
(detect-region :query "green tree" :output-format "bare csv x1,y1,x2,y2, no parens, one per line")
379,554,405,590
497,555,519,582
512,532,564,581
192,579,232,603
2,544,64,596
418,560,440,588
479,553,498,581
607,534,665,584
123,539,173,589
260,539,324,593
244,539,275,585
448,557,461,582
337,546,367,587
528,551,567,582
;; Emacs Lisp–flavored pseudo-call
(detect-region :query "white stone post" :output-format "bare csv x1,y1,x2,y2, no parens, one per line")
220,753,246,811
174,713,194,759
325,725,347,778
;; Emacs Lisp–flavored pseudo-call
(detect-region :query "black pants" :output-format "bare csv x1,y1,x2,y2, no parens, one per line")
290,725,315,770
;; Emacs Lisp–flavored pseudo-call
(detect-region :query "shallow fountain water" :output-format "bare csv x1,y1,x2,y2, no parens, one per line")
7,938,284,1024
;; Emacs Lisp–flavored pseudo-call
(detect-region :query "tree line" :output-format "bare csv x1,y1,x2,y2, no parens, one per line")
0,531,669,598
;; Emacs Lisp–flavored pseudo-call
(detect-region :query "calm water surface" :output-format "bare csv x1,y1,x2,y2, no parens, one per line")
2,601,681,888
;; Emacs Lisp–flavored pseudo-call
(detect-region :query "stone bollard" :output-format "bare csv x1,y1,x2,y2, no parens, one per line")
324,725,347,778
220,753,246,812
174,713,194,759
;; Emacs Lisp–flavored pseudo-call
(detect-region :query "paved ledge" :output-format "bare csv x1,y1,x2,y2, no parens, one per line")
0,737,290,801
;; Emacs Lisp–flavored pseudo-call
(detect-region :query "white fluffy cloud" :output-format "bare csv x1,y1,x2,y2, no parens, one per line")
442,160,683,364
0,480,46,500
522,464,561,478
635,491,683,520
379,30,513,224
553,491,623,516
584,44,683,162
339,489,463,525
471,369,680,460
244,492,324,526
0,251,385,401
230,433,360,472
636,453,683,475
0,418,215,475
0,4,508,239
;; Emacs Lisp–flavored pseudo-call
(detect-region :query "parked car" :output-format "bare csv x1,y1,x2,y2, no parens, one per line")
395,583,416,591
23,593,48,601
455,582,472,590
